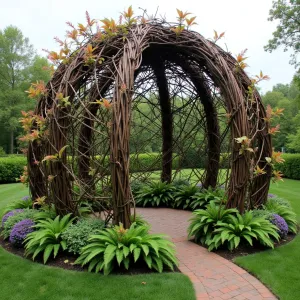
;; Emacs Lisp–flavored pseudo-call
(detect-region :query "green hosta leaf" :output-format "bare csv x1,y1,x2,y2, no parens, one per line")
123,256,130,270
141,244,149,256
43,244,54,264
153,256,163,273
104,244,117,266
243,234,253,246
53,244,60,258
123,246,130,258
144,254,152,268
95,260,105,273
133,247,141,262
104,262,114,275
88,258,99,272
116,249,123,266
60,240,67,250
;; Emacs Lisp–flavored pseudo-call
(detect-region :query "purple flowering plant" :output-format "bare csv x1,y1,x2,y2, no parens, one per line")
270,213,288,238
268,193,277,198
1,209,24,227
9,219,35,247
22,196,30,201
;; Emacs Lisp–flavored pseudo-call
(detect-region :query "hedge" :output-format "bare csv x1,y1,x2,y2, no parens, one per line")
0,156,26,184
0,153,180,184
276,153,300,180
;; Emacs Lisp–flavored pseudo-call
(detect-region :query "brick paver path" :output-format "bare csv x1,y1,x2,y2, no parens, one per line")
137,207,277,300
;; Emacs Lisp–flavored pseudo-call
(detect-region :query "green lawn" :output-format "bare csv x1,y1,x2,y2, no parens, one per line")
235,179,300,300
0,183,195,300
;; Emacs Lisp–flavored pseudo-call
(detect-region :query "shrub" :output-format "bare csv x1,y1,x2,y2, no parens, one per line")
135,181,175,207
75,223,178,275
0,156,26,183
270,214,289,238
275,153,300,180
130,178,151,196
2,197,33,215
0,153,180,184
180,148,206,169
129,153,179,172
251,209,273,220
130,214,149,227
207,212,279,251
190,187,225,210
1,209,24,227
35,204,57,220
0,146,6,156
2,209,38,239
77,202,93,217
24,214,74,264
267,197,291,208
188,203,238,245
61,218,105,255
173,185,199,209
9,219,35,247
264,200,297,233
172,178,190,189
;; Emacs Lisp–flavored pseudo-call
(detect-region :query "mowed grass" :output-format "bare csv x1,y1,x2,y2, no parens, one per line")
235,179,300,300
0,183,195,300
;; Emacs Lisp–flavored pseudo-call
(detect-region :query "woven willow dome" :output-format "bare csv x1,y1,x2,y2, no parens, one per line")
27,17,272,228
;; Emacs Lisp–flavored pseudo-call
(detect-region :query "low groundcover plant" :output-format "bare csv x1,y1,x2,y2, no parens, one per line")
9,219,35,247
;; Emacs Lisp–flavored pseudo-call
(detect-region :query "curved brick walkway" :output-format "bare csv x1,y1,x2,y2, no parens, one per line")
137,207,277,300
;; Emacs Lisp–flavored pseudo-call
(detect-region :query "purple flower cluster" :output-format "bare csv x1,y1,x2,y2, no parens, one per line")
270,214,288,238
21,196,30,201
196,183,202,189
9,219,35,247
1,209,24,227
268,193,277,198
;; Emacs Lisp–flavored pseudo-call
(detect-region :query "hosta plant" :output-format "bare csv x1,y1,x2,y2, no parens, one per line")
190,187,226,210
130,179,150,196
130,214,149,227
172,178,190,189
264,200,297,233
207,212,280,251
24,214,74,264
75,223,178,275
173,185,199,209
188,203,238,245
135,181,175,207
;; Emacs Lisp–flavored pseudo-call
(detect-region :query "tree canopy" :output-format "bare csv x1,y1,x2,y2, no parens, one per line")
0,26,50,154
265,0,300,68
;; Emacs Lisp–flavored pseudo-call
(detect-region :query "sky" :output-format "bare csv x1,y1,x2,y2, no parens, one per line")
0,0,296,93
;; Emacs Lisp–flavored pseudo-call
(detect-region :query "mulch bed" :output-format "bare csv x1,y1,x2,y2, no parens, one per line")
0,236,179,275
1,231,296,273
209,233,296,261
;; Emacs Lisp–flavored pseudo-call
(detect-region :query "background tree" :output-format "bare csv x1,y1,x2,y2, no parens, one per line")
262,78,300,151
265,0,300,68
0,26,50,154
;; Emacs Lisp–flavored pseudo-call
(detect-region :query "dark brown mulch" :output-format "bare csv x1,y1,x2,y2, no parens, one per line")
209,233,296,261
0,236,179,275
0,236,83,271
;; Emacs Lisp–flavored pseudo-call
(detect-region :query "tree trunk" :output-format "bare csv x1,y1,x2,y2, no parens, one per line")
152,59,173,183
10,130,14,154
